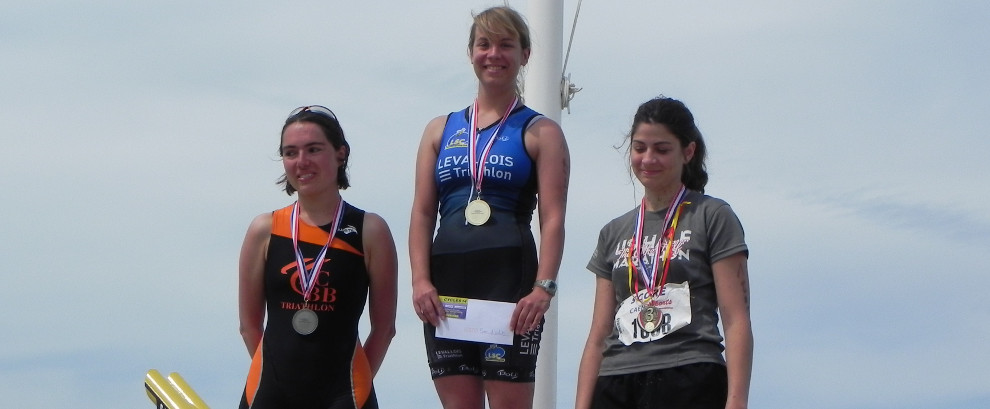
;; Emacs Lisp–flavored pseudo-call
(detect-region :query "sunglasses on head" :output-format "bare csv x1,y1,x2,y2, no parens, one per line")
288,105,337,120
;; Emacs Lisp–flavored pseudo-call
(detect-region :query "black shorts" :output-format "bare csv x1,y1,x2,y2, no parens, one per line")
239,383,379,409
239,341,379,409
423,319,544,383
591,362,727,409
426,235,540,383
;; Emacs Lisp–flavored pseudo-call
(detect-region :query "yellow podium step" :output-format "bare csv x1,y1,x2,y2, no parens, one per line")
144,369,210,409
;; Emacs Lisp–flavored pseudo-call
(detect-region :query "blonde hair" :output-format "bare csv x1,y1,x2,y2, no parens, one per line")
468,6,531,51
468,6,531,98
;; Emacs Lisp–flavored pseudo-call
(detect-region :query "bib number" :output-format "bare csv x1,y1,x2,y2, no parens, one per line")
614,282,692,346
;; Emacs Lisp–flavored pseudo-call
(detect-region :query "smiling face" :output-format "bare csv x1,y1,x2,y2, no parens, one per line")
630,122,696,194
470,28,530,90
279,122,346,196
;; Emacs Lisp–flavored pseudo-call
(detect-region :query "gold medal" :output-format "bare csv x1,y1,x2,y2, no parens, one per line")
465,199,491,226
292,308,319,335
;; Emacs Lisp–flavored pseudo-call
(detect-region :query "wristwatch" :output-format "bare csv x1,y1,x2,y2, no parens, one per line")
534,279,557,297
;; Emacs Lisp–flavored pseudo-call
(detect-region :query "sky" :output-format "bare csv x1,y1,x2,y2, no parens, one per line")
2,0,990,408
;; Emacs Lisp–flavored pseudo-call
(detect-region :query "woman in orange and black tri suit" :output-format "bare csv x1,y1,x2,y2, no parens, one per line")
238,106,397,409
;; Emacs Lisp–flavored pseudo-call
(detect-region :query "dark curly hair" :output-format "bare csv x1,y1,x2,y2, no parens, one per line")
629,96,709,193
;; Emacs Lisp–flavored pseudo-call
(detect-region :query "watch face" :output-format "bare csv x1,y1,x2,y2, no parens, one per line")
538,280,556,295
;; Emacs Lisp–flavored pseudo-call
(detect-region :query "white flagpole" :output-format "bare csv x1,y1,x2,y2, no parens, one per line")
524,0,563,408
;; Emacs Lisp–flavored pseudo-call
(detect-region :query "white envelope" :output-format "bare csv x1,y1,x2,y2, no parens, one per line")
435,296,515,345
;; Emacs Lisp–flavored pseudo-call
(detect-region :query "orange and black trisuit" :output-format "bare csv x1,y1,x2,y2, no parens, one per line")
240,202,378,409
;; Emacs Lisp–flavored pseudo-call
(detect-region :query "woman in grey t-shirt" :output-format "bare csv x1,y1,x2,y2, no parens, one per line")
575,97,753,409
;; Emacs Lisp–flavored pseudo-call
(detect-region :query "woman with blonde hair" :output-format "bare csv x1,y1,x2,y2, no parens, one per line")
409,6,570,409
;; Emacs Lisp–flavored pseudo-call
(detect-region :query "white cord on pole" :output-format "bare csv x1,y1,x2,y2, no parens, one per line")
561,0,583,113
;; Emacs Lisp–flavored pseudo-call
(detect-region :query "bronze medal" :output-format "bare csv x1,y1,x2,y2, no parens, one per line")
292,308,319,335
638,305,660,333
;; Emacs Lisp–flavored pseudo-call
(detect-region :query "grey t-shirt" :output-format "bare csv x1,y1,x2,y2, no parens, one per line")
587,190,748,376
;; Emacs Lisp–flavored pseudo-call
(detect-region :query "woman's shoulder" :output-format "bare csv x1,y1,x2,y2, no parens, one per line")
423,107,470,138
360,211,391,235
686,191,733,210
684,191,746,228
519,106,560,132
269,202,295,217
244,210,275,241
341,200,367,216
424,114,448,133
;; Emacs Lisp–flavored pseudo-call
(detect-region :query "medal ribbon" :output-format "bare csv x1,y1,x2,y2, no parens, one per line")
627,185,690,301
290,198,345,303
466,96,519,207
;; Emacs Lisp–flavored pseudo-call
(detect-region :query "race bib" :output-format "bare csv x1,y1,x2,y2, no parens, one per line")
614,282,691,346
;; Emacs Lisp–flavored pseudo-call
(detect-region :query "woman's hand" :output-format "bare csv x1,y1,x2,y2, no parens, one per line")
412,279,444,327
511,286,553,334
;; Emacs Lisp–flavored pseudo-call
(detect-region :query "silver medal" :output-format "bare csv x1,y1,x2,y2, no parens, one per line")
292,308,319,335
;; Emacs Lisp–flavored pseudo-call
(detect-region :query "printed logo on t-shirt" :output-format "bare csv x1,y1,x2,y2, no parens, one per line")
612,230,693,271
437,153,517,184
444,129,469,150
280,259,338,310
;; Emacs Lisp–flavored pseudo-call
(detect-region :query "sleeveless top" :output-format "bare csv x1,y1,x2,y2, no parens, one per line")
246,201,373,406
432,105,542,255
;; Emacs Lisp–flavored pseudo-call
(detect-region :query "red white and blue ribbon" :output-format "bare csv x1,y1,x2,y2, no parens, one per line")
290,198,344,301
628,185,688,299
466,96,518,206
